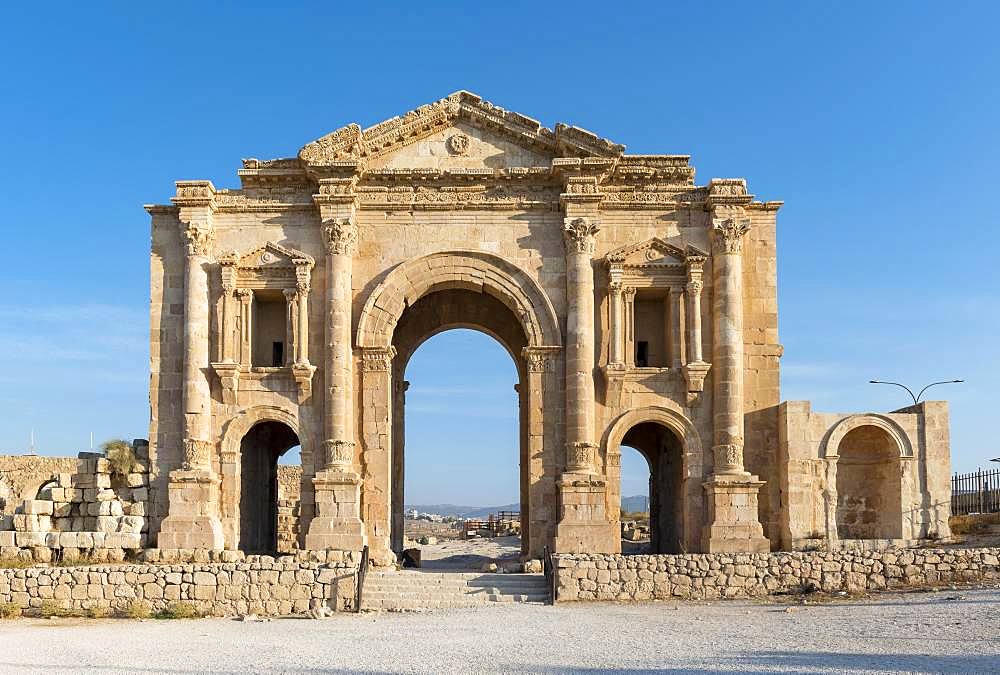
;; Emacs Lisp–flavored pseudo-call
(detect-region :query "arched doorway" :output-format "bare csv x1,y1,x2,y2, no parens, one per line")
835,424,903,540
620,423,685,553
239,420,300,553
390,288,531,559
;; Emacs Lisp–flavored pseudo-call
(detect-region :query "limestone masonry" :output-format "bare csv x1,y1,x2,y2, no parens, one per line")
2,90,952,566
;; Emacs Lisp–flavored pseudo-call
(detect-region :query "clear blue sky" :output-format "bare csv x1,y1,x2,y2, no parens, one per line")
1,2,997,504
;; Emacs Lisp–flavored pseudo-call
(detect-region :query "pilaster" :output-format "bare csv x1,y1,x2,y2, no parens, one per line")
701,179,769,553
305,176,366,552
158,180,224,550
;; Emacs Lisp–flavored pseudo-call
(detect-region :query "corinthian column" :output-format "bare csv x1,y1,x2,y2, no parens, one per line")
562,217,600,473
305,215,365,551
701,211,769,554
158,179,225,550
711,217,751,475
181,221,214,470
322,217,357,469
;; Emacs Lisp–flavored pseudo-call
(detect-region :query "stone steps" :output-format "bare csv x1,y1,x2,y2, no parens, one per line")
360,571,549,611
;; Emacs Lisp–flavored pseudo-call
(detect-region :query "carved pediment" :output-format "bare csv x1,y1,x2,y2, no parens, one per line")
234,242,313,269
606,238,696,268
298,90,625,170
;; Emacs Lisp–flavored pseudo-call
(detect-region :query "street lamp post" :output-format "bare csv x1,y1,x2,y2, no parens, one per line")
868,379,964,405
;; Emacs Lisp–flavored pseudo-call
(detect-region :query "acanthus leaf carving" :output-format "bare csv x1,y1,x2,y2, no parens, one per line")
562,217,601,255
322,218,358,256
712,216,752,255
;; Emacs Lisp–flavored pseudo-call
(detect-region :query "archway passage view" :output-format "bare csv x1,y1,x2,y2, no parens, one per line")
393,294,526,570
835,424,903,540
238,421,301,554
619,423,685,554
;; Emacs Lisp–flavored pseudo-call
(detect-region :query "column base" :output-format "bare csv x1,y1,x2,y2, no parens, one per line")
553,472,617,554
157,469,225,550
304,469,367,552
701,473,770,553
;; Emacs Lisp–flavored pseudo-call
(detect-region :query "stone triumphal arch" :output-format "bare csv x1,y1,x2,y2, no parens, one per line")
145,90,952,560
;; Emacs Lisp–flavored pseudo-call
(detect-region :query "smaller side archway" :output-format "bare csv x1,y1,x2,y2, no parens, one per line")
604,406,705,554
826,417,907,541
219,406,310,552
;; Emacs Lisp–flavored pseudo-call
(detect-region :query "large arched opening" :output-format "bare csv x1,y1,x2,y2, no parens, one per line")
355,250,563,562
238,420,300,553
391,288,530,562
835,424,903,540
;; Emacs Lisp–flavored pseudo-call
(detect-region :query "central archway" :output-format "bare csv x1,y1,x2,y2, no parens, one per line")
356,250,563,561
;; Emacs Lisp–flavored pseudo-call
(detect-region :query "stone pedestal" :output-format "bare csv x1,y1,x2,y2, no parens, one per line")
701,474,770,553
157,469,225,550
304,470,366,551
553,473,617,553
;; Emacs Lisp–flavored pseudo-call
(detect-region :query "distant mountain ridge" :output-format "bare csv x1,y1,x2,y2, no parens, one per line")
621,495,649,513
405,495,650,519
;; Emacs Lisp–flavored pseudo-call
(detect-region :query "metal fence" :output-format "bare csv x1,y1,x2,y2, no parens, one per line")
952,467,1000,516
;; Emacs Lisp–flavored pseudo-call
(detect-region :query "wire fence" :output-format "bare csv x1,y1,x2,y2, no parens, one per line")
952,467,1000,516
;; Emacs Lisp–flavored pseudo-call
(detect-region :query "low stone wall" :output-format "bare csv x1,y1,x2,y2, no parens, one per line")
553,548,1000,602
0,555,360,616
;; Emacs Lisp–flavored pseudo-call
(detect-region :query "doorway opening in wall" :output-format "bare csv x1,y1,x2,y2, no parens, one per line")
619,422,685,554
835,425,903,541
399,328,521,571
238,421,301,554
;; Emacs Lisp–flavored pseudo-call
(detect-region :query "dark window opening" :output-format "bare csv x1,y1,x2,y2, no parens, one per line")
636,341,649,367
272,342,284,367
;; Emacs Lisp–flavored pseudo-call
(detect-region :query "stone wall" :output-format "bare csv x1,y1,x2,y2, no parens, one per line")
553,548,1000,602
0,443,150,561
0,456,80,514
0,554,359,616
276,465,301,553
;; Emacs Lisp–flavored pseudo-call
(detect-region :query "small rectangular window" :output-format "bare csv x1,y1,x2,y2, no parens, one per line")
272,342,284,367
636,341,649,367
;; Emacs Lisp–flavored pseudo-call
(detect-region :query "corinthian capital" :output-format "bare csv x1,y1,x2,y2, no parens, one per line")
323,217,358,256
711,217,751,255
182,223,214,257
562,217,600,255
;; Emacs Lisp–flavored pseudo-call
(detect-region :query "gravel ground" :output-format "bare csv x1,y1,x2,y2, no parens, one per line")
1,588,998,673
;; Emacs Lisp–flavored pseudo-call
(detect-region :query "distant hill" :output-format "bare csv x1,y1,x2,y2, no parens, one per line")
404,503,520,519
408,497,650,518
621,495,649,513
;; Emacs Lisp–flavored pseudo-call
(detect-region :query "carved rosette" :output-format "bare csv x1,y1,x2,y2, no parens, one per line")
562,217,601,255
322,218,358,256
361,346,396,372
711,217,751,255
712,441,744,474
565,441,597,473
323,439,355,470
182,223,214,257
182,438,213,471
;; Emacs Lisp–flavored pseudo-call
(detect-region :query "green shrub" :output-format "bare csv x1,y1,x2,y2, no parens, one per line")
0,602,21,619
0,557,33,569
125,601,151,619
154,602,203,619
101,439,137,477
39,600,78,618
86,605,112,619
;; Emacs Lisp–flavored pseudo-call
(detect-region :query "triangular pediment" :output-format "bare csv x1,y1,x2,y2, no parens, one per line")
233,242,314,269
606,238,696,267
298,91,625,169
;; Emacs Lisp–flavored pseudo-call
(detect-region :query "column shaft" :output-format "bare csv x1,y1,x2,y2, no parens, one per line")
182,245,212,464
298,288,309,364
609,283,623,365
562,217,599,472
687,280,704,363
670,287,684,369
711,218,750,474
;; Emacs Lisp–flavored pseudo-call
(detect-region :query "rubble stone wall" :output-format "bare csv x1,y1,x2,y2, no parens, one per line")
0,456,80,514
0,556,359,616
553,548,1000,602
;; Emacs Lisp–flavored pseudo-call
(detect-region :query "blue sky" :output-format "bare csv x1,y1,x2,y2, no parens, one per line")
1,2,997,504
